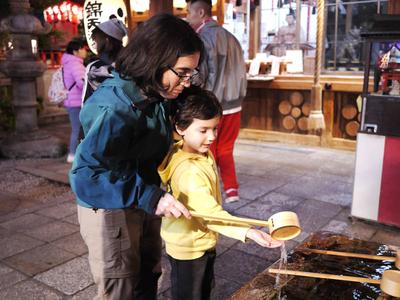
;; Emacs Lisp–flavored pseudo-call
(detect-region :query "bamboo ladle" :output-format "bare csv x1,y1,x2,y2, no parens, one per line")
268,269,400,297
189,210,301,241
301,249,400,269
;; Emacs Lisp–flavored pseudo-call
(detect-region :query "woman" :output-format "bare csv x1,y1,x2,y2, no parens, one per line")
82,17,128,102
61,39,87,163
69,14,203,299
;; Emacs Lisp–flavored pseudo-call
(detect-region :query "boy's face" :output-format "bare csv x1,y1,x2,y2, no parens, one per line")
177,116,220,154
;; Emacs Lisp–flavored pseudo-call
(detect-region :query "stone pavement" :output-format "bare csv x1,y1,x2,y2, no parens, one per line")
0,128,400,299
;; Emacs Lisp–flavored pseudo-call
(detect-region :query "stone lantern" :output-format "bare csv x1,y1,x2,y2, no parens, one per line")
0,0,63,158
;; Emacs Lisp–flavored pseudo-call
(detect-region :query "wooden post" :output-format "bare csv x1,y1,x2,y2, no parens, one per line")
149,0,173,16
249,4,260,59
388,0,400,14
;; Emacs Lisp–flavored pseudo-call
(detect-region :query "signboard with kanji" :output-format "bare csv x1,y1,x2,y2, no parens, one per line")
83,0,128,54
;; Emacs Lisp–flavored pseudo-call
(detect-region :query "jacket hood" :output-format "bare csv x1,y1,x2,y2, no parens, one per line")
61,53,83,65
158,140,211,185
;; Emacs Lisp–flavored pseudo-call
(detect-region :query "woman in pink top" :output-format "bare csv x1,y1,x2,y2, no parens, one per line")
61,39,87,163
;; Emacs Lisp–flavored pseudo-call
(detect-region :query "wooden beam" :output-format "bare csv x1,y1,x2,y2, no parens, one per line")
388,0,400,14
149,0,173,16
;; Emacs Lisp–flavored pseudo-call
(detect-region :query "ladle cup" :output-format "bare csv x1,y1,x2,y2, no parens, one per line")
189,210,301,241
268,269,400,297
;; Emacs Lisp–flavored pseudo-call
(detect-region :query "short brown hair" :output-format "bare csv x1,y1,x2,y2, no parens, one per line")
172,86,222,130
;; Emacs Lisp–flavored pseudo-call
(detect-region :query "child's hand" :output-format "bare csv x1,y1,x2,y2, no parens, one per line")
246,228,283,248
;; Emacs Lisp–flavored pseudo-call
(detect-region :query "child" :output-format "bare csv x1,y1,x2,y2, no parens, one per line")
158,87,282,300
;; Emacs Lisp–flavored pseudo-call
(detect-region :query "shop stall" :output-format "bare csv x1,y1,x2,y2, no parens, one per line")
123,0,400,149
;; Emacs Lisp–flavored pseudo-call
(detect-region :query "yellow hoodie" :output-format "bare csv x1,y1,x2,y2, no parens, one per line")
158,140,250,260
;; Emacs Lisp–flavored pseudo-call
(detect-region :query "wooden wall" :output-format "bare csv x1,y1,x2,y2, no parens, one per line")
241,75,367,150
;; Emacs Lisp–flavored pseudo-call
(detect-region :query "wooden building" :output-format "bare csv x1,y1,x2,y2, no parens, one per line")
125,1,400,149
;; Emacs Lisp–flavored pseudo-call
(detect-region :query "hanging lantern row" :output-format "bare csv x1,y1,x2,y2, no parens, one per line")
44,1,83,24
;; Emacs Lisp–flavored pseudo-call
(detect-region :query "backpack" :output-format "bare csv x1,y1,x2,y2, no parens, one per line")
48,67,76,104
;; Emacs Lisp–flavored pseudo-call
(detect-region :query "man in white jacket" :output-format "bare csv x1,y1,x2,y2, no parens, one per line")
186,0,247,203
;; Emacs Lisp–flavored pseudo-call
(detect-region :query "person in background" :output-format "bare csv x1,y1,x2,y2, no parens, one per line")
186,0,247,203
69,14,203,299
82,17,128,103
158,87,282,300
61,38,87,163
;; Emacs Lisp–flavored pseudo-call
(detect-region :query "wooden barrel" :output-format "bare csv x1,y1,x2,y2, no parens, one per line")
301,102,311,117
278,100,292,115
341,104,358,120
290,91,304,106
282,116,296,131
291,107,302,118
345,121,360,137
297,117,308,131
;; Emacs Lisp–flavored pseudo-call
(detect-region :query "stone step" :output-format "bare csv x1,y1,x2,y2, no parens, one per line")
38,111,69,126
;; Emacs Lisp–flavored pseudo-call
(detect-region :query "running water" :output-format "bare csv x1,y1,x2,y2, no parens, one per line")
275,242,287,300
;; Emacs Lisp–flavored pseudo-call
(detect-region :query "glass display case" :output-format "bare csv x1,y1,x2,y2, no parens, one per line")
360,15,400,136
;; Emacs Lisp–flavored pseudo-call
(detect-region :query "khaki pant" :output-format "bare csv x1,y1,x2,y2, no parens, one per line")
77,206,162,300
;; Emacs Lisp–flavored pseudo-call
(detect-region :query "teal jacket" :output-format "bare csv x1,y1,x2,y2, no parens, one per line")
69,72,172,213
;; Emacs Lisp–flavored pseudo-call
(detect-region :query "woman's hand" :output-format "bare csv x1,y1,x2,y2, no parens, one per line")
246,228,283,248
155,192,191,219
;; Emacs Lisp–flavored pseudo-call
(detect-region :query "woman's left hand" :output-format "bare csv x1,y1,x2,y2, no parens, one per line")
155,193,191,219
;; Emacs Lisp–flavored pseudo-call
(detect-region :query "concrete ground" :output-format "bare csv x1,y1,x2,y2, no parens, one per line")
0,123,399,299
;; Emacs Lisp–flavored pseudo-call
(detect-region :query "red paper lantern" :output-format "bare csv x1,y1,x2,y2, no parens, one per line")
43,1,83,24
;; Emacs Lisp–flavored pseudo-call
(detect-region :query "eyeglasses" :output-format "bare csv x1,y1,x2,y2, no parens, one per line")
168,66,200,83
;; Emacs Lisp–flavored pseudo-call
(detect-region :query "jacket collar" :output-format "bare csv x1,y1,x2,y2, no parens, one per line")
103,71,163,109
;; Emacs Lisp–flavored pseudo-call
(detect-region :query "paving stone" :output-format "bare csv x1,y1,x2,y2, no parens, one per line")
63,212,79,225
370,229,400,247
158,255,171,294
236,192,303,220
0,213,55,232
292,230,310,244
322,220,349,233
0,232,44,259
4,243,76,276
343,221,378,241
276,175,353,206
36,202,77,219
236,159,280,177
0,279,64,299
71,284,97,300
34,256,93,295
0,191,40,217
292,199,342,234
24,220,79,242
0,226,11,239
214,249,270,285
222,196,253,211
51,232,87,255
0,263,27,290
211,275,242,300
237,174,286,200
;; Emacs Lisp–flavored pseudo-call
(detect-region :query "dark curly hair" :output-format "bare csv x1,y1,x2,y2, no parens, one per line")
115,14,204,97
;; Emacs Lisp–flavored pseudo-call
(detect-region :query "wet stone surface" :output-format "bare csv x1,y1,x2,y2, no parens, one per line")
230,232,399,300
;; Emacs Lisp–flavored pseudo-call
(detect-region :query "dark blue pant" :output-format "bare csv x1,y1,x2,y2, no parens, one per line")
168,250,216,300
66,106,81,154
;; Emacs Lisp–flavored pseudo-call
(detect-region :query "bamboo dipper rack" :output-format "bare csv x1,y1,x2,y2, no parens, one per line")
268,269,400,297
302,249,400,268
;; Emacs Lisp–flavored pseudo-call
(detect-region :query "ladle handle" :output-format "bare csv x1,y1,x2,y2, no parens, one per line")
268,269,381,285
303,249,396,262
189,211,270,227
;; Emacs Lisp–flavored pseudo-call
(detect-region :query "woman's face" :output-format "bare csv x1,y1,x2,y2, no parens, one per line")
160,52,200,99
74,47,87,59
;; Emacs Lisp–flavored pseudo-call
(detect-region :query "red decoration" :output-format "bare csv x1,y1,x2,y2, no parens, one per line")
43,1,83,24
